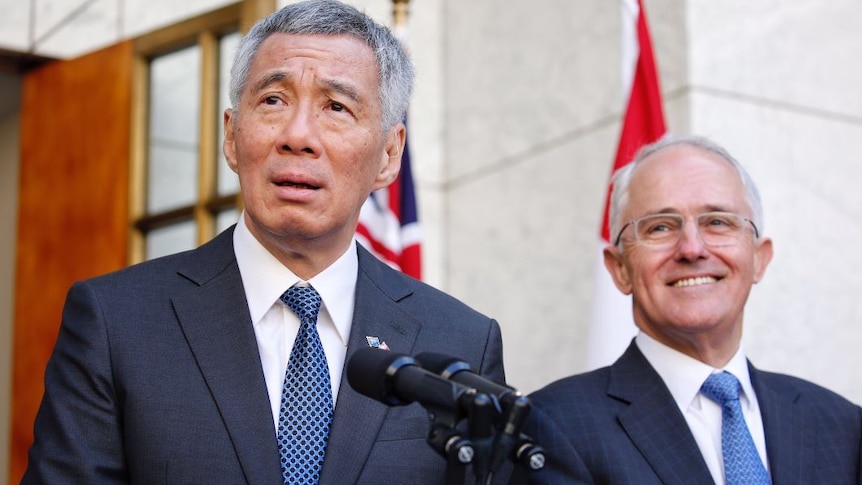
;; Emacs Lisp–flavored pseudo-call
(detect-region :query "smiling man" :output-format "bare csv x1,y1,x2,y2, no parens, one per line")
23,1,504,484
522,135,862,485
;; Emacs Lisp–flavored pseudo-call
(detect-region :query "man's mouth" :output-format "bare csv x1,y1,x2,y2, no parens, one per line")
276,181,319,190
671,276,718,288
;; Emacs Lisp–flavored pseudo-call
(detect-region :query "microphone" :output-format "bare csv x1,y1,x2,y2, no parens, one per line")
414,352,521,409
346,347,474,412
416,352,540,475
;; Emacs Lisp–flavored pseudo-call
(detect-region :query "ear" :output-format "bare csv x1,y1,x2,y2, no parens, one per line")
603,245,633,295
223,108,239,174
371,123,406,191
752,236,773,283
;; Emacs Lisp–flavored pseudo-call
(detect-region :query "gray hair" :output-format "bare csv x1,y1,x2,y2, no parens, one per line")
228,0,414,133
609,134,765,247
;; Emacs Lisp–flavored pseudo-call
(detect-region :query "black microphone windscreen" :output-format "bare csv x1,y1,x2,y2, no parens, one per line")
346,347,415,406
414,352,469,378
415,351,516,398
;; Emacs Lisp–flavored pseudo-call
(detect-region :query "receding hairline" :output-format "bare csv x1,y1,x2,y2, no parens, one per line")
627,143,749,206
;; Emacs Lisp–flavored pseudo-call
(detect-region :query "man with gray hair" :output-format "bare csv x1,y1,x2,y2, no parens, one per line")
522,134,862,484
24,1,504,483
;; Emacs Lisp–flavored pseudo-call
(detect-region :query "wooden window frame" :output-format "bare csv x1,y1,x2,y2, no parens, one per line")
129,3,258,264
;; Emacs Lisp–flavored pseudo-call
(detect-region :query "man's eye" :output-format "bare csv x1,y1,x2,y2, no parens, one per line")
264,96,280,105
640,217,680,238
330,102,346,112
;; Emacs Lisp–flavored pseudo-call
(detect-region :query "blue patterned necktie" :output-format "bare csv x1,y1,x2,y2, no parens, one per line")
278,286,333,484
700,371,771,485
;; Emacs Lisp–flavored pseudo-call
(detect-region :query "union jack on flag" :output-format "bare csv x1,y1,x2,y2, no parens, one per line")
355,129,422,280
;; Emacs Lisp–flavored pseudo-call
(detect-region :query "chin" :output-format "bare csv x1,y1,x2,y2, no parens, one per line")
668,313,729,332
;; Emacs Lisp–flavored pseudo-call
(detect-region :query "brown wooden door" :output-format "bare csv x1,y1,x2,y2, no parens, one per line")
10,40,133,484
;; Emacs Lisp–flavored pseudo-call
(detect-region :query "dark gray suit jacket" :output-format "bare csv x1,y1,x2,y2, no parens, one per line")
522,341,862,485
23,227,505,484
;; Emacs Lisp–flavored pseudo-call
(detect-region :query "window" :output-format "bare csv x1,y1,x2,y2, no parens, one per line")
130,5,242,263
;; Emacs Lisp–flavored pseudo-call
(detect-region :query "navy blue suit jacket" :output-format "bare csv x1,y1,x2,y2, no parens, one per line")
523,341,862,484
23,227,505,484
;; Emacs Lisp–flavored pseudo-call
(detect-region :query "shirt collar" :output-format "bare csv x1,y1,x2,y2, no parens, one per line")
306,241,357,347
233,213,357,346
636,331,756,413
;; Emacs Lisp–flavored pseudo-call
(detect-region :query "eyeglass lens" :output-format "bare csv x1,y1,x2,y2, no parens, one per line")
633,212,752,247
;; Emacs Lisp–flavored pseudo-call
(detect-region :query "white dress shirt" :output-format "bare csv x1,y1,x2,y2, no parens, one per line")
233,214,357,433
635,332,770,485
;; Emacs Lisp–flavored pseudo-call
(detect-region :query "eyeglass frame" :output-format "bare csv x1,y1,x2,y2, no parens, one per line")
612,211,761,248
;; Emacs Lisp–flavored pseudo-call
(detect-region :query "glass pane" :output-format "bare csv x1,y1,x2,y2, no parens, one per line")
146,220,197,260
218,32,241,196
217,207,240,234
148,45,201,213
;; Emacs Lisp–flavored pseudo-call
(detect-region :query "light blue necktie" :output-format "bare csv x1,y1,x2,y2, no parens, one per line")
700,371,771,485
278,286,333,484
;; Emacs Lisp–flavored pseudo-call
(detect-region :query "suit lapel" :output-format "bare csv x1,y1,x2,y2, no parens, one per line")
172,229,282,485
751,365,809,484
319,245,421,485
611,343,715,485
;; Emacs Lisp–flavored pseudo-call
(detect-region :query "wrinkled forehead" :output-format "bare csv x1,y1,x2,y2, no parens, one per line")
626,145,750,217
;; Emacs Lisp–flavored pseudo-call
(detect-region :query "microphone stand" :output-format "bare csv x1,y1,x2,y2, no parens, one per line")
466,393,498,485
486,394,546,485
420,391,546,485
423,390,482,485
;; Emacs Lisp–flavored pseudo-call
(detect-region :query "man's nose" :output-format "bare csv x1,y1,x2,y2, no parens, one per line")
277,103,320,155
674,220,709,260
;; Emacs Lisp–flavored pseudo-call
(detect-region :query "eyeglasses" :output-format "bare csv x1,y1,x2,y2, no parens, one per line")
613,211,760,248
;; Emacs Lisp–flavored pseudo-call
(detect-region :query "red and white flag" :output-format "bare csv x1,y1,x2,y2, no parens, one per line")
585,0,666,369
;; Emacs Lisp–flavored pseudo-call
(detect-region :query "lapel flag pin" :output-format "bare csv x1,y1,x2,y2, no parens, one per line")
365,336,390,350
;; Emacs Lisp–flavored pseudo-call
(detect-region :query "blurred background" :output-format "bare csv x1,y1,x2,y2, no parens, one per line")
3,0,862,482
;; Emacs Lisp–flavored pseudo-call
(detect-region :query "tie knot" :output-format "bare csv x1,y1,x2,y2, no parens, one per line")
701,371,742,405
281,286,322,324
